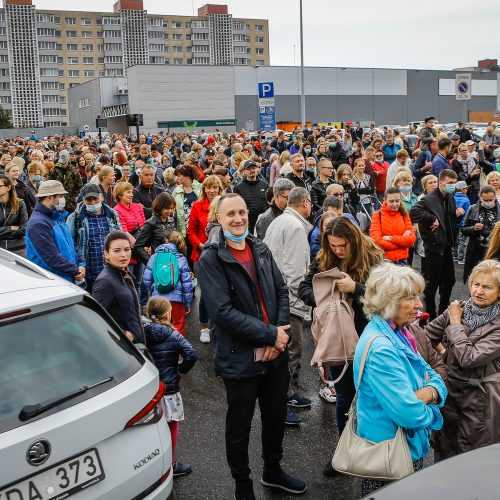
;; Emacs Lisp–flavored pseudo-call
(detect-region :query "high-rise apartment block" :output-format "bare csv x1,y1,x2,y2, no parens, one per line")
0,0,270,127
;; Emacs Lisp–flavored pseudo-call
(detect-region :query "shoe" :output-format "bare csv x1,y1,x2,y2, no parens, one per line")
199,328,211,343
173,462,192,477
323,459,340,477
234,480,255,500
285,409,301,426
458,260,465,265
261,467,307,494
287,393,312,408
319,386,337,403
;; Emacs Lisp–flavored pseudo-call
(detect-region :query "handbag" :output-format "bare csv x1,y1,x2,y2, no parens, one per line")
332,334,414,481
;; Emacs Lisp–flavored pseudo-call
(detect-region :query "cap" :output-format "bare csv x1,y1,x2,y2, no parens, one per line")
81,183,101,200
455,181,468,190
242,159,258,170
35,180,68,198
450,134,460,141
204,136,216,146
204,148,216,156
424,116,435,122
465,140,475,146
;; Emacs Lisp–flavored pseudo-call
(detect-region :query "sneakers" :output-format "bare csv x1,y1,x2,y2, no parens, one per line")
173,462,192,477
287,393,312,408
319,386,337,403
199,328,211,343
285,409,301,426
458,260,465,265
261,467,307,495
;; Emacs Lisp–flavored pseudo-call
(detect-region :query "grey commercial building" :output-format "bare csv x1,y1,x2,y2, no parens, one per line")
68,65,500,134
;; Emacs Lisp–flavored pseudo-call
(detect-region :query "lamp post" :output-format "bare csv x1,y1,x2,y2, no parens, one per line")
299,0,305,128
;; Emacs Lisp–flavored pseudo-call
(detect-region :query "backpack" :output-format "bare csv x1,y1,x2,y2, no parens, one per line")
152,251,180,293
310,267,359,385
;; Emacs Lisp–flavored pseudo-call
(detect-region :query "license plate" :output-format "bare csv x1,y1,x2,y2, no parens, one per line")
0,448,105,500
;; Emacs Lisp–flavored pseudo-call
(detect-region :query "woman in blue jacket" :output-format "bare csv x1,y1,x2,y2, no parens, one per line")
353,262,447,496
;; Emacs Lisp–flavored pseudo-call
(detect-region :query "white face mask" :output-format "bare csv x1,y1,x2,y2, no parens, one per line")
86,202,102,213
481,200,496,209
54,197,66,212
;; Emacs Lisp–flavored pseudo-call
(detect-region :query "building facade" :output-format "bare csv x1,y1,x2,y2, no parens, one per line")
0,0,270,128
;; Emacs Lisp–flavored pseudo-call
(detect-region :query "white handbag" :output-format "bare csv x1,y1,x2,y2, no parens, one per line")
332,335,414,481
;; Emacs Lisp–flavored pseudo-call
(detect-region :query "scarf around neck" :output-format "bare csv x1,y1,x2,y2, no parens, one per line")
463,298,500,331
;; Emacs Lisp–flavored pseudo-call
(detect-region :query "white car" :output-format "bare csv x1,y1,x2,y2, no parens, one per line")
0,250,174,500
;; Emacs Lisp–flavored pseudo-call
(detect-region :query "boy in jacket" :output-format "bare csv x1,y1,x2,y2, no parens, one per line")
453,181,470,264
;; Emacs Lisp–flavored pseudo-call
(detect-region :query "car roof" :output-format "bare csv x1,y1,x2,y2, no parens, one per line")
0,249,83,315
369,444,500,499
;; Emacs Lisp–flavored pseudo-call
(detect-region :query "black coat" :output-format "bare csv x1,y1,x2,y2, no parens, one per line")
197,231,290,379
132,183,165,219
134,213,176,265
0,199,28,251
329,146,348,168
92,263,145,343
410,188,457,254
234,178,268,232
145,322,197,395
310,177,334,212
455,127,472,143
286,172,312,191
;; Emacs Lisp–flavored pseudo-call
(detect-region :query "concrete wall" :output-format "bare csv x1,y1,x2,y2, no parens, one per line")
0,126,78,139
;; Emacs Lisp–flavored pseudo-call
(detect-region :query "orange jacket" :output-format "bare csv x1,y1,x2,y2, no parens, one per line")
370,203,416,261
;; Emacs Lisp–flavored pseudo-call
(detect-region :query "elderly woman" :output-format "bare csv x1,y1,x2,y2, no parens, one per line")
354,262,447,495
426,259,500,460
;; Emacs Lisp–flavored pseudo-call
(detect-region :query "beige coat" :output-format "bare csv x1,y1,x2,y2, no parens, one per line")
426,311,500,459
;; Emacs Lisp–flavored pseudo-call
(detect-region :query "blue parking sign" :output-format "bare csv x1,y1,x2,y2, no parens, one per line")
258,82,274,99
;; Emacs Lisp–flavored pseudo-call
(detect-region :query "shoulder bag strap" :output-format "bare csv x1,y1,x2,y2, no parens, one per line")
356,334,383,389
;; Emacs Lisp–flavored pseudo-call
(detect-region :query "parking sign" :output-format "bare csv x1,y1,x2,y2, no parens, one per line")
258,82,274,99
455,74,471,101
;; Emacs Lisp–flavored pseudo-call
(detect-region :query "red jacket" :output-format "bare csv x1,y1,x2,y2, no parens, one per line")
186,197,210,263
114,201,146,264
370,203,416,261
371,160,390,194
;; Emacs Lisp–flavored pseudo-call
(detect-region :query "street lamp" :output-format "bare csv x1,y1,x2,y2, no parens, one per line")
299,0,305,128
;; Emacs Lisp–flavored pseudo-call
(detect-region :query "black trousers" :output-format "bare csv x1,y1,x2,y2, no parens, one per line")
223,362,289,484
423,247,456,319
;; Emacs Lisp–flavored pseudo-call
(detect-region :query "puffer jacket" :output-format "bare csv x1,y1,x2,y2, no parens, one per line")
370,203,416,261
145,322,197,395
254,203,283,241
134,213,176,265
234,178,269,232
0,199,28,251
172,181,202,236
143,243,194,307
426,310,500,459
310,177,335,213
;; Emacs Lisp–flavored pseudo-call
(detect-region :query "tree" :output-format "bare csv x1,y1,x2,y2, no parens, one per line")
0,105,12,129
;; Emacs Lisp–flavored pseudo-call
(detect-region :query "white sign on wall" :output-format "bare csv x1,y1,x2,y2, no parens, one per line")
455,73,472,101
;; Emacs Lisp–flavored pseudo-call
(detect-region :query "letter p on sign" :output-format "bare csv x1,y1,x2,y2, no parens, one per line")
258,82,274,99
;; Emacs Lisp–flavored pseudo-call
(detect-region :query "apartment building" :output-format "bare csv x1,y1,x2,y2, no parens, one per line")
0,0,270,128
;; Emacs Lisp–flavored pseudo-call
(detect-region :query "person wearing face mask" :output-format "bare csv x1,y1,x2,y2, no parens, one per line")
26,180,86,284
410,169,458,319
67,184,122,293
327,138,348,168
461,185,500,282
24,161,45,214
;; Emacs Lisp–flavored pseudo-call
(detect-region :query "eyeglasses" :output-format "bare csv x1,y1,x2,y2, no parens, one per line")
277,193,289,199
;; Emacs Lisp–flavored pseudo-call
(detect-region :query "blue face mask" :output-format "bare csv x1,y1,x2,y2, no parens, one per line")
32,175,42,183
304,149,311,154
224,228,248,243
444,184,456,194
329,142,336,149
399,185,411,193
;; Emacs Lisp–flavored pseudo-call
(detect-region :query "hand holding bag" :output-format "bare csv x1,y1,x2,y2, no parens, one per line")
332,335,414,481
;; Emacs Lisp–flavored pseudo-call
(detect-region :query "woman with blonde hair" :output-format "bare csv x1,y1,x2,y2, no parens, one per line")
270,150,290,186
352,157,375,216
485,221,500,260
486,170,500,202
418,174,438,200
336,163,360,209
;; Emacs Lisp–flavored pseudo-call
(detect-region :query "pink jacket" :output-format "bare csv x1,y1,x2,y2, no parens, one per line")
269,160,283,187
114,202,146,264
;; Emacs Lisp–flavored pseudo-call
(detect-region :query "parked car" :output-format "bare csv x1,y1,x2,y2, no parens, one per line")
0,249,174,500
366,444,500,499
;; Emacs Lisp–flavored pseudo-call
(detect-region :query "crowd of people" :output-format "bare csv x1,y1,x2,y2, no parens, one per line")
0,119,499,499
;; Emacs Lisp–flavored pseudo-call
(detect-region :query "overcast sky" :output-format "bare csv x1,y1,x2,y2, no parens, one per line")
35,0,499,70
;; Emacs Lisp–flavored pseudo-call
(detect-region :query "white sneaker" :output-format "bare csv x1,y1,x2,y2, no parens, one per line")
200,328,211,343
319,386,336,403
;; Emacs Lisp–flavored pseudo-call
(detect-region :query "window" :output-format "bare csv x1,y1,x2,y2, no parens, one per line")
174,58,183,64
0,68,8,76
104,56,122,64
105,68,124,76
82,44,93,51
0,41,8,49
39,41,60,50
234,58,249,65
172,21,182,28
149,44,166,52
192,45,209,53
102,17,120,25
81,18,92,25
64,17,76,24
0,55,7,63
173,46,183,53
67,44,78,51
192,32,209,40
172,33,183,40
255,24,264,32
150,56,166,64
192,57,210,64
37,14,55,23
186,34,191,40
0,96,11,104
148,31,164,39
83,57,94,64
68,70,80,77
40,68,59,77
191,20,208,28
256,59,265,66
96,18,102,25
148,18,162,27
84,70,95,77
256,36,264,43
68,57,79,64
103,43,122,51
98,57,105,64
54,17,60,24
103,30,121,38
39,55,59,63
97,31,104,38
66,30,77,37
41,82,59,90
0,82,10,90
42,95,60,103
233,34,246,42
78,99,90,108
0,27,5,36
82,31,93,38
38,28,56,36
185,22,191,28
233,21,247,30
256,48,264,55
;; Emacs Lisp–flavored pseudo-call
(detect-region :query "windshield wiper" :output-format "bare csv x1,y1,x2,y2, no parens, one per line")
19,377,113,421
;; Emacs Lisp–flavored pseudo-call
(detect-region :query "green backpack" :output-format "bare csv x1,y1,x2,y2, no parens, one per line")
152,251,180,293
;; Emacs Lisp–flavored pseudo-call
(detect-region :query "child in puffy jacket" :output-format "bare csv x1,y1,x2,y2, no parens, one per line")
143,231,193,336
145,296,197,477
453,181,471,264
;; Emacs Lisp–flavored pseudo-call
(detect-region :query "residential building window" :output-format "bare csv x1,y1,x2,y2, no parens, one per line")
81,18,92,25
150,56,165,64
172,33,183,40
38,28,56,36
255,24,264,31
173,58,183,64
42,95,60,103
104,56,122,63
84,70,95,77
0,68,8,76
192,57,210,64
40,68,59,77
234,58,249,65
0,82,10,90
98,57,105,64
256,48,264,54
148,31,164,39
103,43,122,51
233,21,247,30
256,36,264,43
39,55,58,63
97,31,104,38
192,32,209,40
82,44,93,51
191,20,208,28
234,46,247,54
233,34,246,42
0,96,11,104
0,28,5,35
37,14,55,23
186,34,191,40
66,30,77,37
64,17,76,24
83,57,94,64
192,45,209,53
103,30,121,38
82,31,93,38
67,44,78,51
68,70,80,77
39,41,60,50
67,57,79,64
173,46,183,53
0,55,8,63
102,17,120,25
172,21,182,28
256,59,265,66
148,18,162,27
149,44,166,52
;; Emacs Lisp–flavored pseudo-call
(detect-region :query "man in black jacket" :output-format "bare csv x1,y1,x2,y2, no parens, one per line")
198,194,306,500
455,121,472,144
234,159,268,233
286,153,312,191
132,165,164,218
410,169,458,319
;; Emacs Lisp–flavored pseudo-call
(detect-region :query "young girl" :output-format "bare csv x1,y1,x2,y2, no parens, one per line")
143,231,193,336
145,296,197,477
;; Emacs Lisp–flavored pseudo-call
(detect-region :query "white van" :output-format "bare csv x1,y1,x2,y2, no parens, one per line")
0,249,174,500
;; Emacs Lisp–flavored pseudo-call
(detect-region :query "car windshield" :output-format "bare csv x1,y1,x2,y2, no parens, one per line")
0,301,144,432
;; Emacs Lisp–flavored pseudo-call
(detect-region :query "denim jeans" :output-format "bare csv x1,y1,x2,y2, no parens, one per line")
329,364,356,434
130,262,148,308
453,232,467,261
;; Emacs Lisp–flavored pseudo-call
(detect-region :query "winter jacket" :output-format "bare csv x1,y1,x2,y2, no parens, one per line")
26,203,84,282
133,212,176,265
254,203,283,241
132,183,164,219
0,199,28,251
197,230,290,379
426,310,500,459
24,180,38,215
286,172,312,192
234,178,268,233
66,203,122,264
370,204,416,261
454,192,471,227
114,201,146,264
47,163,83,213
431,153,450,177
264,207,313,320
310,177,334,213
419,127,437,151
381,143,401,163
143,243,194,307
186,197,210,263
172,181,202,237
354,316,446,462
410,188,457,254
454,127,472,144
13,180,31,217
329,145,348,168
371,160,390,194
92,262,145,344
145,322,197,395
